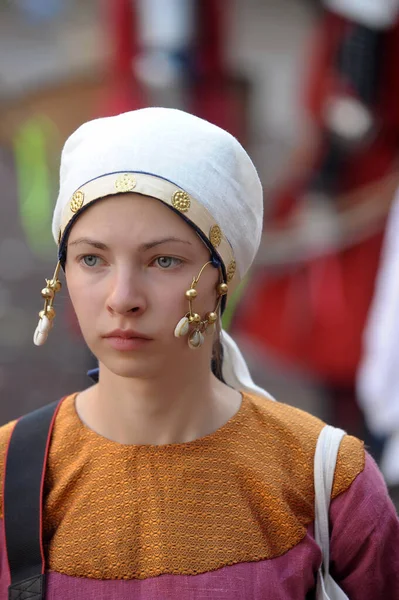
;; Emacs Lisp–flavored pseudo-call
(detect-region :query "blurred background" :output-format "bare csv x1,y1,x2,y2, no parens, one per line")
1,0,399,506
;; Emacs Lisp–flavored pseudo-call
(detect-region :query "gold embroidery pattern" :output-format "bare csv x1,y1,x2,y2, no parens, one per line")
172,191,190,212
209,225,222,248
0,394,365,581
70,191,84,213
115,174,136,193
226,260,236,282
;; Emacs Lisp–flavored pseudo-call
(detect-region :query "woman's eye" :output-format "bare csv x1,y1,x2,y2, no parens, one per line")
81,255,101,268
154,256,182,269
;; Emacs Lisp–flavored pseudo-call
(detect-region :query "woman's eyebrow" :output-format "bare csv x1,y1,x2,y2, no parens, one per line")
68,238,108,250
139,237,192,251
68,237,192,251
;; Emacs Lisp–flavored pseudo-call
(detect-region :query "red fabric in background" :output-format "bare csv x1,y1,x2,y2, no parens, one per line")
195,0,225,79
235,13,399,385
98,0,147,116
191,1,248,142
305,14,399,129
237,234,383,385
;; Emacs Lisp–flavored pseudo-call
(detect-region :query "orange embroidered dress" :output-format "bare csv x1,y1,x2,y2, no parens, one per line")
0,393,398,599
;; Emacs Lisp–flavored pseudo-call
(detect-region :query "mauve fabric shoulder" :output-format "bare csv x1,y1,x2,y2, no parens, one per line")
330,453,399,599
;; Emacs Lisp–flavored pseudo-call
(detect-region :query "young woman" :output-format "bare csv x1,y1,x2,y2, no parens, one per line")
0,108,398,599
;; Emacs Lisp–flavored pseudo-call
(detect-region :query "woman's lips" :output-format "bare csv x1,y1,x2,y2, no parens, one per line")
103,330,152,351
104,336,152,351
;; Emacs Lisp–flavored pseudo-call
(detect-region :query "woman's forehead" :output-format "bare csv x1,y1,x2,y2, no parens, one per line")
68,193,200,245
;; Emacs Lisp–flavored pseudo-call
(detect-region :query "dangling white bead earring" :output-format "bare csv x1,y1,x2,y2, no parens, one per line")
174,316,190,338
188,329,204,349
173,262,228,350
33,261,62,346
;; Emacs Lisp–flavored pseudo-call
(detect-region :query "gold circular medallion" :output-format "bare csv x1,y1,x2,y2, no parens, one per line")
172,190,190,212
115,174,137,193
227,259,236,282
70,191,85,213
209,225,222,248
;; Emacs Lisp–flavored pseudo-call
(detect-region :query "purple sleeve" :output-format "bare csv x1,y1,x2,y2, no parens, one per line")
0,519,9,600
329,452,399,599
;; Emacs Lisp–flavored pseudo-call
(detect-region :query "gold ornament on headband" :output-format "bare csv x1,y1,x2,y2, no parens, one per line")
226,259,236,283
70,191,85,213
33,262,62,346
172,190,190,212
174,261,228,349
115,173,137,193
209,225,222,248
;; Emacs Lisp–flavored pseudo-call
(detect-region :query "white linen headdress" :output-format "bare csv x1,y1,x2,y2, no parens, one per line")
48,107,273,400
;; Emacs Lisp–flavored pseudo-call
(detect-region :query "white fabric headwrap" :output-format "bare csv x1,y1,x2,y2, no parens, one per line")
52,107,274,401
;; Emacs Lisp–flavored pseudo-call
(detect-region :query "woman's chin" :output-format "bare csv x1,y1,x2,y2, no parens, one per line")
98,353,167,380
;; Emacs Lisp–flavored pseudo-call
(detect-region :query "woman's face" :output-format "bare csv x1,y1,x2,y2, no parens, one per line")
65,193,220,379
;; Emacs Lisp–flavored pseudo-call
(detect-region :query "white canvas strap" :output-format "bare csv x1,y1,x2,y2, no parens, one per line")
314,425,350,600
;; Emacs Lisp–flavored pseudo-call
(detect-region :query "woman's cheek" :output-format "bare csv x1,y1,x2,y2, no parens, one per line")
158,284,186,322
69,281,102,323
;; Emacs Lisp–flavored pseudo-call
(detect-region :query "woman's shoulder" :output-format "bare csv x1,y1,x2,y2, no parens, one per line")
0,395,77,519
0,419,18,453
243,393,365,499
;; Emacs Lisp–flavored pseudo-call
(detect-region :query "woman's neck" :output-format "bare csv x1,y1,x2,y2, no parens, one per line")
75,364,242,446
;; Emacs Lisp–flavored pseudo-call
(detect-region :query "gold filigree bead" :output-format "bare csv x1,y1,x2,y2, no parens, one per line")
45,306,56,320
48,279,62,292
217,283,228,296
207,312,218,324
115,174,136,193
185,288,197,300
41,287,54,300
70,191,85,213
209,225,222,248
189,313,201,324
227,259,236,283
172,190,190,212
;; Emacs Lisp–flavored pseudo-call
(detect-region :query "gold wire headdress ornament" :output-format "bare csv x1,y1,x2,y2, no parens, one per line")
174,261,228,349
33,262,62,346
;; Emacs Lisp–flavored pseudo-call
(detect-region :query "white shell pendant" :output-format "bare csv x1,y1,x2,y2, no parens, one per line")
174,316,189,338
33,315,51,346
188,330,204,349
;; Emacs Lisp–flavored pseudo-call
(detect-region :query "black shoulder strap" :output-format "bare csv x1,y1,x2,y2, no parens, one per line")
3,400,62,600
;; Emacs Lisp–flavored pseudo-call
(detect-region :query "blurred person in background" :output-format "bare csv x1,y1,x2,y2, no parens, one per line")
133,0,196,95
105,0,247,140
0,107,398,599
104,0,196,113
233,0,399,446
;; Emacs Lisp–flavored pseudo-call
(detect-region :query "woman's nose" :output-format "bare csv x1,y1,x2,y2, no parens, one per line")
106,270,147,316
